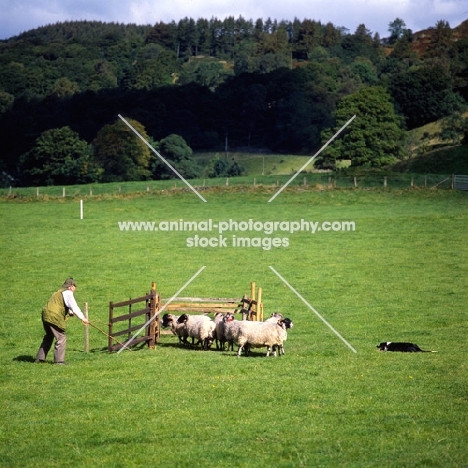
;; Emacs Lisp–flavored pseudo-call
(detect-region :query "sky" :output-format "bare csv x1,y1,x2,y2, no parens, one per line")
0,0,467,41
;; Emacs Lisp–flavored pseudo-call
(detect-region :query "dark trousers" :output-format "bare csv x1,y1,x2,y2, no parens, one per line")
36,322,66,363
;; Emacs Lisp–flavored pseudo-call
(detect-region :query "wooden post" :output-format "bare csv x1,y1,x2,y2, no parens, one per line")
384,177,387,188
411,177,414,188
8,186,12,196
250,282,256,321
354,177,357,188
253,178,256,186
37,187,39,197
303,176,307,186
63,187,66,197
424,175,427,188
148,282,158,348
226,178,229,186
90,187,93,196
108,301,114,352
257,287,263,321
84,302,89,353
452,174,454,190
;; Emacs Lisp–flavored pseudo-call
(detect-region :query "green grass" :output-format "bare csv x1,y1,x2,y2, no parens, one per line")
1,187,467,467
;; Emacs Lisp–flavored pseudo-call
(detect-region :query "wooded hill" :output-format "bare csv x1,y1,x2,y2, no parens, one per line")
0,17,467,186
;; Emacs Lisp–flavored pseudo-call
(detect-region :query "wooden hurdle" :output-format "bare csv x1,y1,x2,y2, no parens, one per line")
161,281,263,321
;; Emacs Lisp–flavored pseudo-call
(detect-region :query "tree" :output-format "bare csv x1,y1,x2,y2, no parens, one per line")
389,66,465,129
317,86,405,168
388,18,407,44
20,126,101,185
92,118,152,181
151,134,200,179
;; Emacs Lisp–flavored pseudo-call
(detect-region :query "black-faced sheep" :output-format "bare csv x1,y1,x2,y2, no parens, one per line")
161,313,188,345
177,313,216,351
236,318,293,357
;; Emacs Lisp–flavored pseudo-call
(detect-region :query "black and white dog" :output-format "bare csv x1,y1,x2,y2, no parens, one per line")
376,342,436,352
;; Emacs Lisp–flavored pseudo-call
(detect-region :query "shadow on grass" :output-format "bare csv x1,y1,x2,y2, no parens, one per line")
13,355,36,363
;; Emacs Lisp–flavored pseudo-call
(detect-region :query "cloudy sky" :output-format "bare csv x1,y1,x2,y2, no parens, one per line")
0,0,466,40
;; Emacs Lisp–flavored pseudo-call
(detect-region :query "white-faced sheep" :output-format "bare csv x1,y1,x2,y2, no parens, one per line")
211,312,234,350
177,314,216,351
161,313,188,345
236,318,293,357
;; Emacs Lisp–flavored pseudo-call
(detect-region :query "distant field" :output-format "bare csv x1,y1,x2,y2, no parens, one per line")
193,151,314,176
1,188,467,467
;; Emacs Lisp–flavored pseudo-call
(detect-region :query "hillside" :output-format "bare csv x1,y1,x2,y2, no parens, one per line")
1,17,467,186
392,145,468,174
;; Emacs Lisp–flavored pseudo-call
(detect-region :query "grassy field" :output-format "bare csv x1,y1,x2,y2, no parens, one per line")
1,186,467,467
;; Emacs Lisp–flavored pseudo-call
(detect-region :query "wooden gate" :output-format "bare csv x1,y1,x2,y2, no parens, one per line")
108,283,160,352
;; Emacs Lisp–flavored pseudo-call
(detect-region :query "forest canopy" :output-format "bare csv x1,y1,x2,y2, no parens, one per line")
1,17,467,185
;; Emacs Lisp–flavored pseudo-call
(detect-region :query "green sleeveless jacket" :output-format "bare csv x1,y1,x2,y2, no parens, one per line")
42,288,69,331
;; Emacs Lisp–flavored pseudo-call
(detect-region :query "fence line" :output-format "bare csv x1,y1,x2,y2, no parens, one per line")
1,174,459,198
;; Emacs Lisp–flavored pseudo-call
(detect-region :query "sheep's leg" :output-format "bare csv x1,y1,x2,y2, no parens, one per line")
237,344,244,357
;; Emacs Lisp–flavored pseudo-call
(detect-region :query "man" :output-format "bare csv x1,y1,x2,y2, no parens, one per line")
35,278,89,364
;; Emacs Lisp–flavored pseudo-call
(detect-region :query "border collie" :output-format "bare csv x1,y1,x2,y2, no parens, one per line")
376,342,437,352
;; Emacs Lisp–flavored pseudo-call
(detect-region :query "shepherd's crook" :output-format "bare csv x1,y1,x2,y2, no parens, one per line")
88,321,132,351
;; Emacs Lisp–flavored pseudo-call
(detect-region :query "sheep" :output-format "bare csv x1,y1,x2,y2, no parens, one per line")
213,312,236,350
212,312,225,350
263,313,291,355
177,313,216,351
161,313,188,345
236,318,293,358
224,315,244,351
225,313,285,353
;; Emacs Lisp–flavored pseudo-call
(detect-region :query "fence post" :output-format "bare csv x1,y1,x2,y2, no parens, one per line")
354,177,357,188
424,175,427,188
108,301,114,352
84,302,89,353
90,187,93,196
226,178,229,186
257,287,263,321
411,177,414,188
253,178,256,186
8,186,12,196
452,174,454,190
303,176,307,186
384,176,387,188
37,187,39,197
